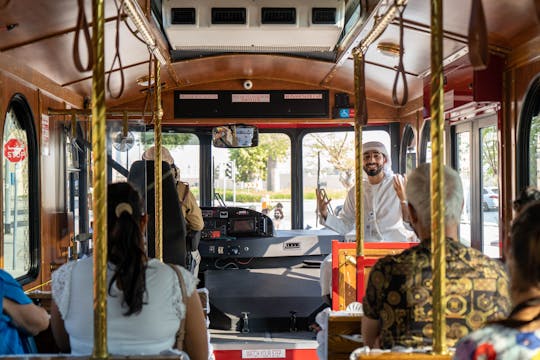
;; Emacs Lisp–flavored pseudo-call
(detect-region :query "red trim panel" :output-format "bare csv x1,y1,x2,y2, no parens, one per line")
214,349,318,360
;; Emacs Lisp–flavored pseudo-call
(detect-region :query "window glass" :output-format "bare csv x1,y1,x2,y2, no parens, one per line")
456,131,471,246
420,120,431,163
110,129,201,202
212,133,291,230
302,130,390,230
529,114,540,187
3,107,30,277
480,125,499,258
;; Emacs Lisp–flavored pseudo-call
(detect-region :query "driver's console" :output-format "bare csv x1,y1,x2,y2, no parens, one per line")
200,206,274,240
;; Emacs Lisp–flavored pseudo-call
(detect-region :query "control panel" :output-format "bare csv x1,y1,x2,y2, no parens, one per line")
200,207,274,240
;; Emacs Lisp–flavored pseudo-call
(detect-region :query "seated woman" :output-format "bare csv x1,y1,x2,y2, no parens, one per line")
50,182,208,359
454,200,540,359
1,269,50,354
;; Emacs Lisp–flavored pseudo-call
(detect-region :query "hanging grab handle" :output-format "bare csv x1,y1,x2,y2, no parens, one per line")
468,0,489,70
392,3,409,106
73,0,94,72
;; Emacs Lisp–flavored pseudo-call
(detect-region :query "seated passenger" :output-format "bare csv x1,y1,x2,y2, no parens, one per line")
50,182,208,359
362,163,511,349
454,200,540,359
0,269,49,354
513,186,540,214
142,145,204,275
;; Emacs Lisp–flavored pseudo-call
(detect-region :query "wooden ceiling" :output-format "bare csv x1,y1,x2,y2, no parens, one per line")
0,0,539,114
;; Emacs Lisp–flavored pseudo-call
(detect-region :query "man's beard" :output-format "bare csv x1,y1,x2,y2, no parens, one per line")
363,164,384,177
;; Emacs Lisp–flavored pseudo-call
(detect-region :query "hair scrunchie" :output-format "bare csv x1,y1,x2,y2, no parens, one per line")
115,202,133,218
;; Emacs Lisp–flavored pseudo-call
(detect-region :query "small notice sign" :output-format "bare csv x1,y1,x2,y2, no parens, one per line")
241,349,286,359
41,114,50,156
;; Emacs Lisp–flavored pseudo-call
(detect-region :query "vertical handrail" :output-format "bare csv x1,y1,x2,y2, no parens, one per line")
153,58,163,261
91,0,108,357
354,50,366,259
430,0,447,354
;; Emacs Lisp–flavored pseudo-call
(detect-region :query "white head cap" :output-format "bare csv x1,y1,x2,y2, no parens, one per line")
363,141,391,169
142,146,174,165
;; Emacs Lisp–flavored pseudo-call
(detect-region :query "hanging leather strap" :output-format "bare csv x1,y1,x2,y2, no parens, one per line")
73,0,93,72
468,0,489,70
168,263,188,351
392,2,409,106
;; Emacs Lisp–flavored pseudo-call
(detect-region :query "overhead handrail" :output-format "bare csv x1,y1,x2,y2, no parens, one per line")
392,2,409,106
73,0,94,72
468,0,489,70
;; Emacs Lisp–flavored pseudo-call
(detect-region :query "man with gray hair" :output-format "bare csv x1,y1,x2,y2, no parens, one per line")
361,163,510,349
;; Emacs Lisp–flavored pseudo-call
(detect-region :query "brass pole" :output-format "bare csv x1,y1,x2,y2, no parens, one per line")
354,53,365,257
91,0,108,357
153,58,163,260
430,0,446,354
353,49,365,257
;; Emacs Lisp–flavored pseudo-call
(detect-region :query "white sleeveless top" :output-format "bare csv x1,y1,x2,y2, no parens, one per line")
52,258,197,355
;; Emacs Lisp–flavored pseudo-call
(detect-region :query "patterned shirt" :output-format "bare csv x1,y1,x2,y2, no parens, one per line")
454,324,540,359
363,238,511,349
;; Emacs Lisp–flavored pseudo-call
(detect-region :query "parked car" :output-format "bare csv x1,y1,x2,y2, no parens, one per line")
482,187,499,211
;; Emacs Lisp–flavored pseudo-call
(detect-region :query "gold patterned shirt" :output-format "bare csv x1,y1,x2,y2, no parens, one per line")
363,238,511,349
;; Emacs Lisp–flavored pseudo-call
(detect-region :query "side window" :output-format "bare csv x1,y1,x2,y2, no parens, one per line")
2,95,39,279
400,124,416,174
518,76,540,191
528,113,540,187
419,120,431,164
212,133,291,230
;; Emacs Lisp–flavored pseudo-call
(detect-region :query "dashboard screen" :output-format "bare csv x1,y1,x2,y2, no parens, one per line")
231,218,256,233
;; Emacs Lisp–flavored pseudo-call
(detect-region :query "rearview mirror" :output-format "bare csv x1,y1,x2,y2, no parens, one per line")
212,124,259,148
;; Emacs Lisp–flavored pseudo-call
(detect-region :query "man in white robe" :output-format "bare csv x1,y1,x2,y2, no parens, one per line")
316,141,415,303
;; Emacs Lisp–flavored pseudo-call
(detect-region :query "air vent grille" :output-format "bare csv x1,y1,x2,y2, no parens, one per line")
212,8,246,24
312,8,336,24
261,8,296,24
171,8,196,24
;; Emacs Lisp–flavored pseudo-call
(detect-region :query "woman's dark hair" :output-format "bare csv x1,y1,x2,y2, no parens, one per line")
513,187,540,213
494,200,540,328
107,182,147,316
510,200,540,292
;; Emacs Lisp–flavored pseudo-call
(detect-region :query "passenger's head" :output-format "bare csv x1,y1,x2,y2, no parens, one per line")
362,141,389,177
142,145,174,165
406,163,463,230
508,200,540,293
107,182,148,316
513,187,540,214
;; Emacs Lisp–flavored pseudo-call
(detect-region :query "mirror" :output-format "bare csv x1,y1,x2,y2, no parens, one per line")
212,124,259,148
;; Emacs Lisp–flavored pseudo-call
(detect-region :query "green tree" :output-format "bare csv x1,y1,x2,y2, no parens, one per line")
308,132,355,188
142,132,194,148
230,134,289,183
481,126,498,184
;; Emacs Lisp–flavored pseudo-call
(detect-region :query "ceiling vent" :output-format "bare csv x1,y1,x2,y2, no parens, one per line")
261,8,296,24
212,8,247,24
171,8,196,25
162,0,346,53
